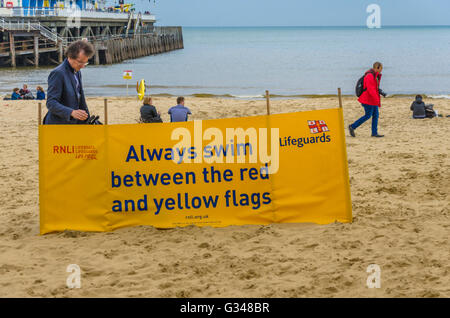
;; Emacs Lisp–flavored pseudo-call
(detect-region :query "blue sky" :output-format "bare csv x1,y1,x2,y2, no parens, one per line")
133,0,450,26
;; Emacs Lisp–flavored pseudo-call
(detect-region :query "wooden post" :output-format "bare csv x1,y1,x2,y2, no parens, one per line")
9,32,16,68
338,87,343,108
33,35,39,67
38,103,42,125
104,98,108,125
180,27,184,49
265,90,271,115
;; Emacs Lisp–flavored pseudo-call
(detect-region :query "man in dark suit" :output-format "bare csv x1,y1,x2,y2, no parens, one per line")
44,40,94,124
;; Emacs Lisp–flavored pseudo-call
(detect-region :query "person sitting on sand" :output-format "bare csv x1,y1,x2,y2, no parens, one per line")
19,84,30,97
140,97,162,123
11,88,22,100
36,86,46,100
425,104,439,118
410,95,426,119
19,84,35,100
168,96,192,122
410,95,439,119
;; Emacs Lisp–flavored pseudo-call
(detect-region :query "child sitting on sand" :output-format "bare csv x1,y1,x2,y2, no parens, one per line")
36,86,46,100
11,88,22,100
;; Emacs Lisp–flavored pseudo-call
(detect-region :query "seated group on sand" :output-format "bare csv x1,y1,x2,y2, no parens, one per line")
410,95,440,119
140,96,192,123
5,84,46,101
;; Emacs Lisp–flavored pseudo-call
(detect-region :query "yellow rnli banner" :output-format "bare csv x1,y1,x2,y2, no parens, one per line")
39,108,352,234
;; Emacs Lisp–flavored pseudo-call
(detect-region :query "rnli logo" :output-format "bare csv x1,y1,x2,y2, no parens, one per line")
308,120,329,134
52,145,98,160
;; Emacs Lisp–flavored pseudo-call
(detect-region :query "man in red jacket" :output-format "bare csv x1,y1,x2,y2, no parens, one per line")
349,62,386,138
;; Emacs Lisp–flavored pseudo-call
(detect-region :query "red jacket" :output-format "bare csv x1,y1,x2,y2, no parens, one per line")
358,69,382,107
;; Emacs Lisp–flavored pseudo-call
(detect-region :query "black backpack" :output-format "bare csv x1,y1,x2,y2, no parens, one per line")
355,75,366,97
356,71,378,97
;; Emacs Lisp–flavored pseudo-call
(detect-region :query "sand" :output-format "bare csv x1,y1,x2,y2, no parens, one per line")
0,95,449,298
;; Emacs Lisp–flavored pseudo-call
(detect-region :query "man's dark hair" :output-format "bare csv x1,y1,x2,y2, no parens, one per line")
177,96,185,104
65,40,95,59
373,61,383,69
416,94,423,100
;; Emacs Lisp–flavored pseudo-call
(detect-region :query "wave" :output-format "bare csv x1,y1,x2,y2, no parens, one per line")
98,84,258,90
148,93,174,97
91,89,353,99
286,94,346,98
429,95,450,99
386,94,449,99
229,94,267,99
191,93,234,98
100,84,209,89
155,93,355,99
386,94,428,98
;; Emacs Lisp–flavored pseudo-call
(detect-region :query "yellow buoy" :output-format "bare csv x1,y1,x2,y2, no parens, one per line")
136,79,146,101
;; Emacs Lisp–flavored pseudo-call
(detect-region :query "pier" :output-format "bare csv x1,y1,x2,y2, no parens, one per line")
0,5,183,67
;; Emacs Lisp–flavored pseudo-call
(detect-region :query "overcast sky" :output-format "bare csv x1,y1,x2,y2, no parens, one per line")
134,0,450,27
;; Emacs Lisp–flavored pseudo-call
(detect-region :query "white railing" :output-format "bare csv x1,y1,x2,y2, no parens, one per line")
0,18,66,44
31,22,66,44
1,16,161,46
0,18,38,31
0,8,13,17
0,7,155,22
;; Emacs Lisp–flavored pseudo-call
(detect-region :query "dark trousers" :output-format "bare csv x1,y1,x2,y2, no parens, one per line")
350,104,379,136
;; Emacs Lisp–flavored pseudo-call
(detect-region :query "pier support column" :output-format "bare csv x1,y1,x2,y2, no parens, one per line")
94,48,100,65
58,41,63,63
9,33,16,68
33,35,39,67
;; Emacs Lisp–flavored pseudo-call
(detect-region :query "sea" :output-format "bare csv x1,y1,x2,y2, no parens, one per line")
1,26,450,99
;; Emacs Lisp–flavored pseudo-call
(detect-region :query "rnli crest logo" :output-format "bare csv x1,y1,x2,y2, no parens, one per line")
308,120,329,134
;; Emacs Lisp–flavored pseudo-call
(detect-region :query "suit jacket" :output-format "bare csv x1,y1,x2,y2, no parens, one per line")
44,59,89,124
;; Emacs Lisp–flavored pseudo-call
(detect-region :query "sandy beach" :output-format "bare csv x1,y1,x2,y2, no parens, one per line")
0,95,448,297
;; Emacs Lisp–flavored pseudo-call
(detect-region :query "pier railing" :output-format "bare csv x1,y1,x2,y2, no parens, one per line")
0,42,10,55
0,37,57,55
0,7,155,22
0,18,180,48
0,18,66,44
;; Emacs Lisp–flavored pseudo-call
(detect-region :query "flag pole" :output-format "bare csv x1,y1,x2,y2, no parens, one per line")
338,87,343,108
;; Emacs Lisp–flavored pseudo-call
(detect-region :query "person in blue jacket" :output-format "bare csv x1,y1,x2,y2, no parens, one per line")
11,88,22,100
36,86,46,100
168,96,192,122
44,40,94,124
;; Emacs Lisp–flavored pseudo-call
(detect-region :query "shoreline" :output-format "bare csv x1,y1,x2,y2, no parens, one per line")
3,92,450,101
